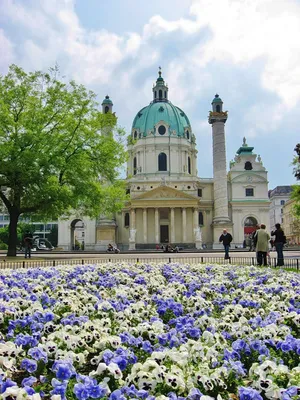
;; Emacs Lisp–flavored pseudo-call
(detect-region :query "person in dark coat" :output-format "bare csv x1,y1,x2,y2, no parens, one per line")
23,231,33,259
219,229,233,260
271,223,286,266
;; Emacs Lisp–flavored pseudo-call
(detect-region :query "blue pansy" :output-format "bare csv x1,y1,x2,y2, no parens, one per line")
239,387,263,400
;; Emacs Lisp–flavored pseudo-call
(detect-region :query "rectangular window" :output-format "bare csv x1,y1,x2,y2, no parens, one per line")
0,215,3,221
4,215,9,221
245,188,254,197
197,189,202,197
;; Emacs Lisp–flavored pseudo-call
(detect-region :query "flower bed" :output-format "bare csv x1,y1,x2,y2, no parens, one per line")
0,263,299,400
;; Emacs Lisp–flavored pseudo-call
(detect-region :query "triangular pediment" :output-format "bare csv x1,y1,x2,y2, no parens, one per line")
133,186,198,201
231,173,267,184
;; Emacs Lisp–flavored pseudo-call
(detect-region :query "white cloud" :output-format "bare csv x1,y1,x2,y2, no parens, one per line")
0,29,14,72
189,0,300,105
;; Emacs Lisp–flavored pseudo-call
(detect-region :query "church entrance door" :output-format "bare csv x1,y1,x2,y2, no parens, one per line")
244,216,258,247
160,225,169,243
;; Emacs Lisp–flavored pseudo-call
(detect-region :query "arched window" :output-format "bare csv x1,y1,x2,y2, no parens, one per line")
134,130,137,139
159,90,162,99
154,91,157,99
164,91,167,98
186,130,190,140
245,161,253,170
216,105,221,112
198,212,204,225
133,157,137,175
158,153,167,171
104,106,109,113
124,213,130,227
188,156,191,174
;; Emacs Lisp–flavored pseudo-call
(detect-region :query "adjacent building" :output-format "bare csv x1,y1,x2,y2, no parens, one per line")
268,186,293,232
282,198,300,244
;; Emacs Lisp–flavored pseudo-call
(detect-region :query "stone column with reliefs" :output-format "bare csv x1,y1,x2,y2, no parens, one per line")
143,208,147,244
182,208,187,243
209,94,232,248
170,208,175,243
155,208,159,244
129,208,136,250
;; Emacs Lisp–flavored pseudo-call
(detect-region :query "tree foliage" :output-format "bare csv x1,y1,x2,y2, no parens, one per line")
291,143,300,217
0,65,127,256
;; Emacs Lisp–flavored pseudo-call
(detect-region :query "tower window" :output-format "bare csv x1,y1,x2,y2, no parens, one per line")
104,106,109,113
186,130,190,140
155,91,157,99
245,161,253,170
245,188,254,197
216,105,221,112
164,91,167,98
124,213,130,227
188,156,191,174
198,188,202,197
198,212,204,225
133,157,137,175
159,90,162,99
158,125,166,135
158,152,167,171
134,130,137,139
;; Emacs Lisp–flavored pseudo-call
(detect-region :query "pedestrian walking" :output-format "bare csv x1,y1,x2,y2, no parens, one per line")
271,223,286,266
254,224,270,266
23,230,33,259
219,229,233,260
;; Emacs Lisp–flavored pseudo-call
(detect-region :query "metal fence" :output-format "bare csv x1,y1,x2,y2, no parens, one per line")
0,255,299,270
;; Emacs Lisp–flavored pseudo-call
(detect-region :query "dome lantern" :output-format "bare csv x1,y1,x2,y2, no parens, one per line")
211,94,223,113
102,95,113,113
152,67,168,102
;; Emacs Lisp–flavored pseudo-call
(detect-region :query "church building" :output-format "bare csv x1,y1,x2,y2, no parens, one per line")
58,70,270,250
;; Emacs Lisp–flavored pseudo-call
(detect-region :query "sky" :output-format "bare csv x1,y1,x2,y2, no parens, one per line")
0,0,299,189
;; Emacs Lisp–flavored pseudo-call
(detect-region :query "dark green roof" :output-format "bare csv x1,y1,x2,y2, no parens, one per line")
102,95,113,105
212,94,222,103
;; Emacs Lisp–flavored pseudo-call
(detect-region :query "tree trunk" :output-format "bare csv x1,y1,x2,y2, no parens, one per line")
7,208,20,257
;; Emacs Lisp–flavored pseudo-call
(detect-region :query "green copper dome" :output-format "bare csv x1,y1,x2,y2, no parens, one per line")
102,95,113,105
212,94,222,103
132,101,191,137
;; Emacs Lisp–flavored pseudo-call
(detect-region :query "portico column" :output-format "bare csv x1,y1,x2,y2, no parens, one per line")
170,207,175,243
193,208,198,229
143,208,147,244
155,208,159,244
182,208,187,242
129,208,136,250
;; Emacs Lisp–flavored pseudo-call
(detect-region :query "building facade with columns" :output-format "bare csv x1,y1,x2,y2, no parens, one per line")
58,71,270,250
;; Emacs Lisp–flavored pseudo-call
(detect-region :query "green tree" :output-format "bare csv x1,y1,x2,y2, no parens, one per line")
0,222,35,247
0,65,127,256
291,143,300,217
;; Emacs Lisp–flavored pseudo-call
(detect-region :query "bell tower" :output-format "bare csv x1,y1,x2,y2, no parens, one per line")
152,67,168,102
209,94,232,248
101,95,113,114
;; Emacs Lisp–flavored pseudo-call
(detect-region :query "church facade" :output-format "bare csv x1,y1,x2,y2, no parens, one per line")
58,71,270,250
